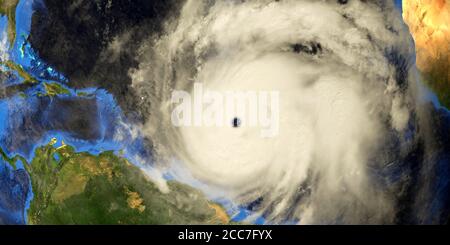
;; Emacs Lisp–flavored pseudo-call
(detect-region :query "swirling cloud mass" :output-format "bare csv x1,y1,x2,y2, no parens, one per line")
130,0,432,224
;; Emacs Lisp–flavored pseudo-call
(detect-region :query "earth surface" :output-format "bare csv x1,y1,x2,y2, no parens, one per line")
0,0,230,225
0,0,449,225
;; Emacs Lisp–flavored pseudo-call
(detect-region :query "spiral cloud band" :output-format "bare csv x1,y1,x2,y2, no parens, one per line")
130,0,420,224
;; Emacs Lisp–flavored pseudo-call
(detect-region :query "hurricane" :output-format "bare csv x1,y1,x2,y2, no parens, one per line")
130,0,432,224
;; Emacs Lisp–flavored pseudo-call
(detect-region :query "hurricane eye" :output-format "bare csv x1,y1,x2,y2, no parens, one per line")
232,117,241,128
291,42,322,55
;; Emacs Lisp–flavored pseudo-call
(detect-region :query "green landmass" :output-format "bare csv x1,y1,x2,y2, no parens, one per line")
0,147,27,170
43,82,70,96
0,0,19,47
1,60,38,84
76,91,89,97
18,91,26,98
1,140,230,224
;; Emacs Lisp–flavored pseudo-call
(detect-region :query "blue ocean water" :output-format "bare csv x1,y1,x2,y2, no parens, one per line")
0,0,152,224
395,0,403,11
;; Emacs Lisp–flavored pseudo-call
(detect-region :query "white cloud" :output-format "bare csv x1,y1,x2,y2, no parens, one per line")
0,28,9,61
130,0,420,224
